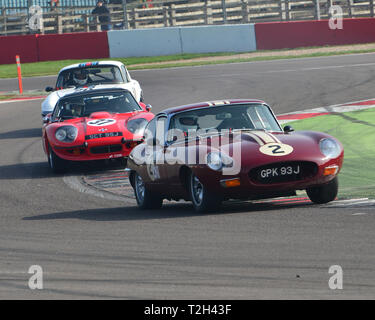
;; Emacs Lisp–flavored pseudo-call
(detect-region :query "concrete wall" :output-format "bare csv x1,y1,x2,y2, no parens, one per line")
107,24,256,58
179,24,256,54
107,27,182,58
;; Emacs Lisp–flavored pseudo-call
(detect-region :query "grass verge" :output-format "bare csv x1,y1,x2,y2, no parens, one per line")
1,46,375,78
0,95,14,100
290,108,375,199
0,53,237,79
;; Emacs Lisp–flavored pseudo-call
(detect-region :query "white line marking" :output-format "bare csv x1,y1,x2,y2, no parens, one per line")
130,52,375,72
277,98,375,123
63,175,128,202
261,62,375,74
0,97,44,104
333,198,369,202
323,199,375,208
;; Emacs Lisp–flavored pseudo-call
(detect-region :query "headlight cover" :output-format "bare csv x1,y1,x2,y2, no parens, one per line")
127,118,148,135
55,126,78,143
319,138,341,158
206,152,233,171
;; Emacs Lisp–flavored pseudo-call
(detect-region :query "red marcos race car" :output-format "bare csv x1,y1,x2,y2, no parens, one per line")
42,86,154,173
127,99,344,212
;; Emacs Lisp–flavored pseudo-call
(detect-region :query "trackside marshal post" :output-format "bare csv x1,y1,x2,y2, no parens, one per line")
15,55,23,95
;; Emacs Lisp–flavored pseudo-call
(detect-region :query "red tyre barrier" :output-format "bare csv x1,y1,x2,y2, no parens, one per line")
255,18,375,50
37,32,109,61
0,35,38,64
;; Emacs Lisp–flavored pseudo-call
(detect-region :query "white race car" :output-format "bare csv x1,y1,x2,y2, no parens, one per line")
41,61,144,116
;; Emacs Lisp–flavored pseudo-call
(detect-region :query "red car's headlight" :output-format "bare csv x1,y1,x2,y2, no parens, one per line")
55,126,78,143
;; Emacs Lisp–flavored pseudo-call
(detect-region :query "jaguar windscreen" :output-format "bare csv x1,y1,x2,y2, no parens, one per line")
169,104,282,134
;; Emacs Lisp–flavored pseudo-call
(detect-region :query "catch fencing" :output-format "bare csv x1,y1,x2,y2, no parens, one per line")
1,0,375,36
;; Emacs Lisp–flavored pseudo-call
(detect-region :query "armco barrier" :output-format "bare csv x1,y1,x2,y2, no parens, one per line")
0,35,39,64
255,18,375,50
107,24,256,58
107,28,182,58
37,32,109,61
179,24,256,54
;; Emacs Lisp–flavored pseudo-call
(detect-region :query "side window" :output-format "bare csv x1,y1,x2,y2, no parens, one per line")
56,73,64,88
51,102,62,121
144,117,156,145
155,116,167,144
113,67,123,82
144,116,167,145
121,66,129,83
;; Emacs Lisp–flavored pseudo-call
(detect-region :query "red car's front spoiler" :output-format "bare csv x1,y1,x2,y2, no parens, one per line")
52,138,141,161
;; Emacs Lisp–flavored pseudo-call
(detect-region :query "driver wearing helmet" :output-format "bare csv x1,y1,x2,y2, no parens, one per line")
71,102,85,117
71,70,90,86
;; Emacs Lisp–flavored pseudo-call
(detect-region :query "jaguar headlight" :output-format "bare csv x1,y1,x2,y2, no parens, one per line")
319,138,341,158
206,152,233,171
55,126,78,143
127,118,148,135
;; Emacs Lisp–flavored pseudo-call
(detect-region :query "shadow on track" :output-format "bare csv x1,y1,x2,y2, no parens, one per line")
23,201,313,222
0,162,52,180
0,128,41,140
0,159,125,180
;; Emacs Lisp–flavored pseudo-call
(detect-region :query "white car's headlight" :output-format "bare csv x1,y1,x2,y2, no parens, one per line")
55,126,78,143
319,138,341,158
206,152,233,171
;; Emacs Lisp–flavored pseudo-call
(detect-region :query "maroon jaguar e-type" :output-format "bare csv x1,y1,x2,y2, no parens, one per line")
127,99,344,212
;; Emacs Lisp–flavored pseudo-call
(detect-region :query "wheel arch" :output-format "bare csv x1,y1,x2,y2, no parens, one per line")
128,170,136,188
179,165,192,193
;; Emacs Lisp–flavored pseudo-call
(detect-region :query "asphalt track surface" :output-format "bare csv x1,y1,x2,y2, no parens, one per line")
0,54,374,299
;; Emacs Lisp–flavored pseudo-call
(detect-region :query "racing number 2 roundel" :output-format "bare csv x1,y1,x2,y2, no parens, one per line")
259,143,294,156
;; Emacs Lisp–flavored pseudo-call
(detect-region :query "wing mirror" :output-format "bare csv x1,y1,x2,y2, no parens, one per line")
284,125,294,133
42,114,52,124
145,104,152,112
45,86,54,92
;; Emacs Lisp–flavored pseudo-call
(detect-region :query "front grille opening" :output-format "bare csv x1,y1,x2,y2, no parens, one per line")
249,161,318,184
90,145,123,154
66,148,85,155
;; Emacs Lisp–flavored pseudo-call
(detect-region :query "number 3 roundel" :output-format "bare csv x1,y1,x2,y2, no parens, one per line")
259,143,294,156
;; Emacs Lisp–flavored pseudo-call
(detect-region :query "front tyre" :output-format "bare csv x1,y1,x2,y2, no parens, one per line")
48,145,68,174
134,172,163,209
189,172,221,213
306,177,338,204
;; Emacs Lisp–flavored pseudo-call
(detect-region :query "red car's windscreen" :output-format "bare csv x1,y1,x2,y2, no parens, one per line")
52,91,141,120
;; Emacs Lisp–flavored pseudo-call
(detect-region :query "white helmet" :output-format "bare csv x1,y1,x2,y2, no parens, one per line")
73,70,88,85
